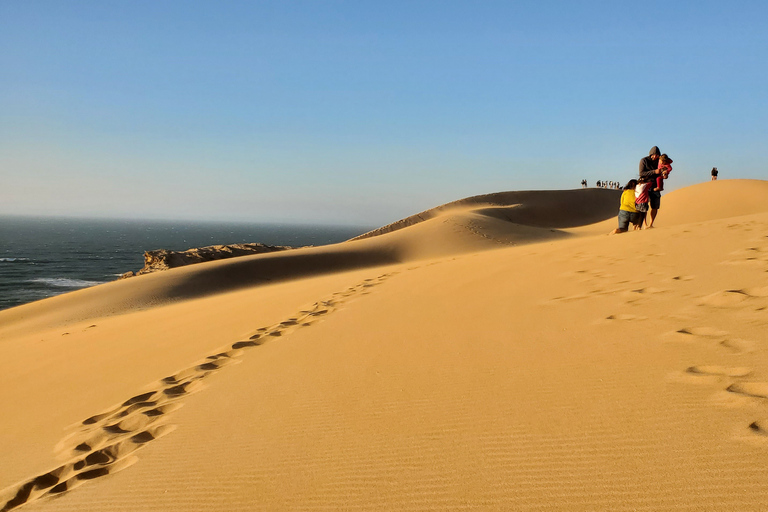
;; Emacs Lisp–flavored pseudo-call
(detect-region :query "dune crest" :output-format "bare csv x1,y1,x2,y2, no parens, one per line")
352,188,621,240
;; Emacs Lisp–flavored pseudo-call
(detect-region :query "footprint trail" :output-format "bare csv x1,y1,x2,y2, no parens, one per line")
0,272,398,511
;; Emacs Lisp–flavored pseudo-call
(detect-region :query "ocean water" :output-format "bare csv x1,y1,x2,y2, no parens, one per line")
0,216,372,311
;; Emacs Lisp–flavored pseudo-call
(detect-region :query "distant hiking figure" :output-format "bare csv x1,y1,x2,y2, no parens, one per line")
581,179,587,188
596,180,602,188
610,179,638,235
711,167,718,181
639,146,663,228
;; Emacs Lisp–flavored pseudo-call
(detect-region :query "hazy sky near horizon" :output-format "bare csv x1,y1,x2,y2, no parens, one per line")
1,0,766,226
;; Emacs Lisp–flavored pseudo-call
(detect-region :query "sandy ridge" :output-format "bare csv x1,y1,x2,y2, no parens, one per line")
351,188,620,240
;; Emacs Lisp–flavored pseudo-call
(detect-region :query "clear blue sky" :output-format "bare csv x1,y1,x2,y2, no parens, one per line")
1,1,766,226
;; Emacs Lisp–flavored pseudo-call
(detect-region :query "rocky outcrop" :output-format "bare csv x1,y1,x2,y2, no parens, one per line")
120,243,294,278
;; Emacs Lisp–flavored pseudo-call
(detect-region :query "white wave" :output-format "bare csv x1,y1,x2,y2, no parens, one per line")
28,277,105,288
0,257,31,262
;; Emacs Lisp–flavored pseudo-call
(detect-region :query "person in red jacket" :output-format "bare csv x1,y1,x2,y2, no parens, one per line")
655,154,672,193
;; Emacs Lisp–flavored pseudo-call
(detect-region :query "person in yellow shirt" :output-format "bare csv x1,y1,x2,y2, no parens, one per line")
610,179,638,234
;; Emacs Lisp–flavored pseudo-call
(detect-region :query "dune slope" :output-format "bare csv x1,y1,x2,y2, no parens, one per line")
2,180,768,511
0,187,619,334
352,187,621,240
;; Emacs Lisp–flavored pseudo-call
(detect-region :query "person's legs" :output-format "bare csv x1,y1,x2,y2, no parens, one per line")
612,210,630,234
641,211,648,228
648,191,661,227
648,209,657,227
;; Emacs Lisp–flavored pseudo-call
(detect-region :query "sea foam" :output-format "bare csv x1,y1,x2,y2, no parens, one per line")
28,277,104,288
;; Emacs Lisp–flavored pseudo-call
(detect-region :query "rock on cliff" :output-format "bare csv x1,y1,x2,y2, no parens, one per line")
120,243,294,278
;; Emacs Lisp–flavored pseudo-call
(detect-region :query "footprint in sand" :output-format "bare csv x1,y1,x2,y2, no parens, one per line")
0,272,399,511
80,391,157,425
667,327,754,354
672,326,729,340
723,245,768,267
546,287,630,304
232,339,265,350
719,338,756,354
723,385,768,436
742,286,768,297
604,313,648,322
670,366,752,386
686,366,752,378
562,269,615,281
726,382,768,399
625,286,668,296
748,420,768,436
698,290,753,308
1,422,176,512
696,288,768,325
617,287,670,305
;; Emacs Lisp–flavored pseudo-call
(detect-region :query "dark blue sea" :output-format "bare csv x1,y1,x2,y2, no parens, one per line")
0,216,372,311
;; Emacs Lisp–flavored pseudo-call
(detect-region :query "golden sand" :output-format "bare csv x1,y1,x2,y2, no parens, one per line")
2,180,768,511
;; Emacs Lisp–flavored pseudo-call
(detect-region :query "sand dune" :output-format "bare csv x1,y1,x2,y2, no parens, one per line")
352,188,621,240
2,180,768,511
0,188,618,334
658,179,768,224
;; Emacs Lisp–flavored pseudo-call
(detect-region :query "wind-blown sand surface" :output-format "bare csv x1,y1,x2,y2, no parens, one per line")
2,180,768,511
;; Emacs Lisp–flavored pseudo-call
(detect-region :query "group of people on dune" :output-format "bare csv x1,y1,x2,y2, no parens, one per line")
581,179,621,190
611,146,672,234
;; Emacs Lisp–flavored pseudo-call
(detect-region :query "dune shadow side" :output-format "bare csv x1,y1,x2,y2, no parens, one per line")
472,189,621,229
160,245,400,301
353,188,621,239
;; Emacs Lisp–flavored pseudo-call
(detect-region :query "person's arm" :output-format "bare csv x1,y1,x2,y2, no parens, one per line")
639,158,659,181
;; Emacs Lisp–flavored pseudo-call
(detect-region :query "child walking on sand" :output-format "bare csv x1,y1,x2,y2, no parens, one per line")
610,179,638,235
634,176,651,229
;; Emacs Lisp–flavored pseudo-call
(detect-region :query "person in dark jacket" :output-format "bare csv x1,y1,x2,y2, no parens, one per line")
639,146,661,180
639,146,662,227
